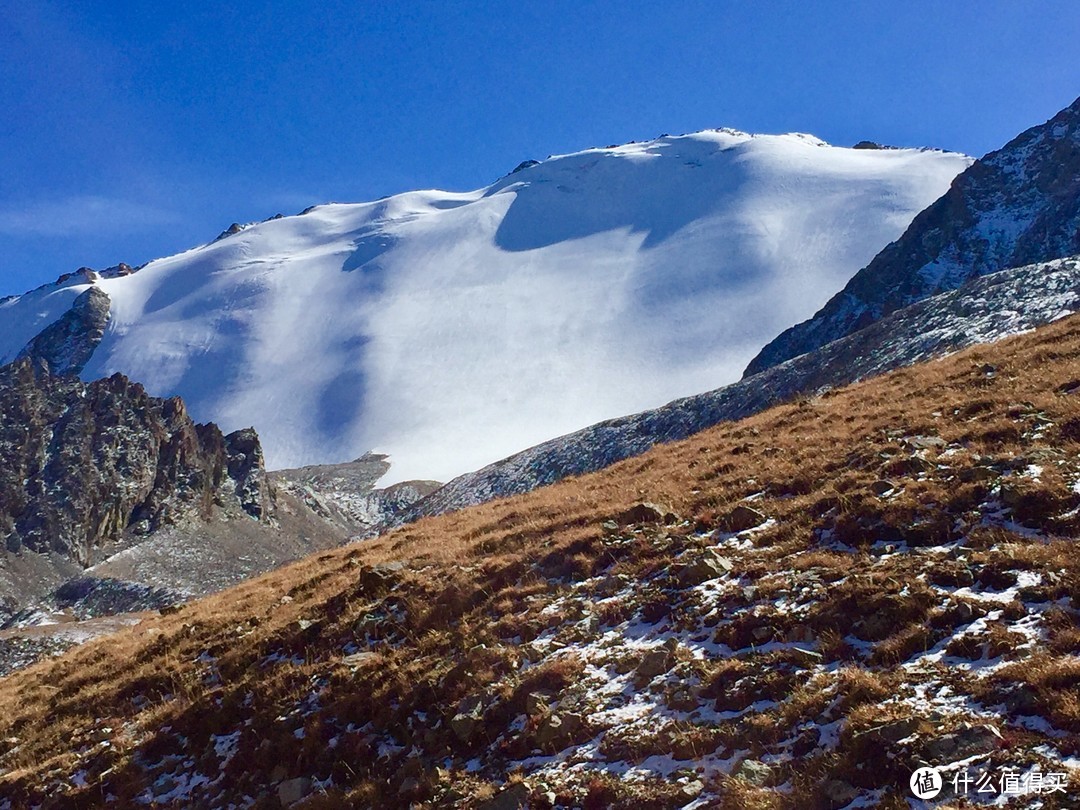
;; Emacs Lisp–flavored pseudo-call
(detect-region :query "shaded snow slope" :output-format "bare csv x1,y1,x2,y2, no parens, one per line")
0,131,969,482
405,256,1080,521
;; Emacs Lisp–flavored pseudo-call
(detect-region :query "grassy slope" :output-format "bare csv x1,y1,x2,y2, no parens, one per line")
2,315,1080,808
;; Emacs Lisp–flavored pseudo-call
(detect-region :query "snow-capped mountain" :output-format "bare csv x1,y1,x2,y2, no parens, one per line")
0,131,969,482
746,95,1080,376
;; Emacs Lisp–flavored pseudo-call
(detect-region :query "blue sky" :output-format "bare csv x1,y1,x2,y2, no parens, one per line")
1,0,1078,296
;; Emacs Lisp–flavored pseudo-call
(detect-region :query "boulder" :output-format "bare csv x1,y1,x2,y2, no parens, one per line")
822,779,859,808
958,466,998,483
525,691,552,715
870,479,895,496
615,502,677,526
339,651,379,668
535,712,582,748
478,782,531,810
359,561,406,592
904,435,946,451
674,552,732,586
734,759,772,786
923,723,1001,760
277,777,313,806
886,456,935,476
450,693,486,741
635,638,679,680
722,505,767,532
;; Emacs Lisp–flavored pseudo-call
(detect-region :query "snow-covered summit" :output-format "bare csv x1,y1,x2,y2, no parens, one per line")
0,129,970,482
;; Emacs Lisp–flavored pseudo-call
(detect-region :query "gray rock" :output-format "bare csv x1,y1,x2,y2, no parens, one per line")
450,693,486,741
856,717,921,745
339,651,379,668
535,712,582,748
675,554,731,586
889,456,935,476
734,758,772,786
723,505,767,532
822,779,859,808
923,723,1001,760
359,561,406,592
0,359,270,567
477,782,530,810
16,286,110,376
905,435,946,450
870,479,896,495
958,466,998,483
277,777,313,806
525,691,551,715
635,645,675,679
615,502,677,526
679,779,705,799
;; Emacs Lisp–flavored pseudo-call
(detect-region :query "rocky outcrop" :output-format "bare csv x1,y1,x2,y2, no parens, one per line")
0,358,270,567
16,286,111,376
400,256,1080,523
746,95,1080,376
271,454,440,537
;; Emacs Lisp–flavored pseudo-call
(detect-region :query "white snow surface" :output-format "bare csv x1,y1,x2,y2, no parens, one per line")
0,131,970,482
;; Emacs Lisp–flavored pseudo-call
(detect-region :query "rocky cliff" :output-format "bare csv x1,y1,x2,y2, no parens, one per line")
0,358,269,567
15,286,110,376
745,95,1080,376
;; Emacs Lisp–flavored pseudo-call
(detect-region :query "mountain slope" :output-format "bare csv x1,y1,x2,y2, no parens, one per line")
2,310,1079,808
0,357,271,620
0,132,969,482
402,255,1080,521
0,359,267,565
746,95,1080,376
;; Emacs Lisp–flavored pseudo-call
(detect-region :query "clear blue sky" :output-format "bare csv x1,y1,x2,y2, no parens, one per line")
1,1,1078,296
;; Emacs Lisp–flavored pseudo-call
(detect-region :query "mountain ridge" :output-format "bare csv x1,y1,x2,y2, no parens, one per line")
745,95,1080,376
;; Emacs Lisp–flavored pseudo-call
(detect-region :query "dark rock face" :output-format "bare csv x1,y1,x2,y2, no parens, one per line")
16,286,111,376
223,427,270,520
746,96,1080,376
0,359,269,566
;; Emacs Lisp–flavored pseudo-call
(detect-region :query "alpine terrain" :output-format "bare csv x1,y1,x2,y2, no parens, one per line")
0,132,969,483
745,95,1080,376
1,90,1079,810
1,303,1079,808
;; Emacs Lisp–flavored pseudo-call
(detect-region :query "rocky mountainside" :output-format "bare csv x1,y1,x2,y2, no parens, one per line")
15,286,110,376
0,132,968,483
2,310,1078,808
0,358,271,614
401,255,1080,522
745,95,1080,376
0,358,267,566
0,359,359,673
270,454,441,538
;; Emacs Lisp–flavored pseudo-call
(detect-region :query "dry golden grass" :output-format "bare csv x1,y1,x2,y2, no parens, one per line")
2,314,1080,806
